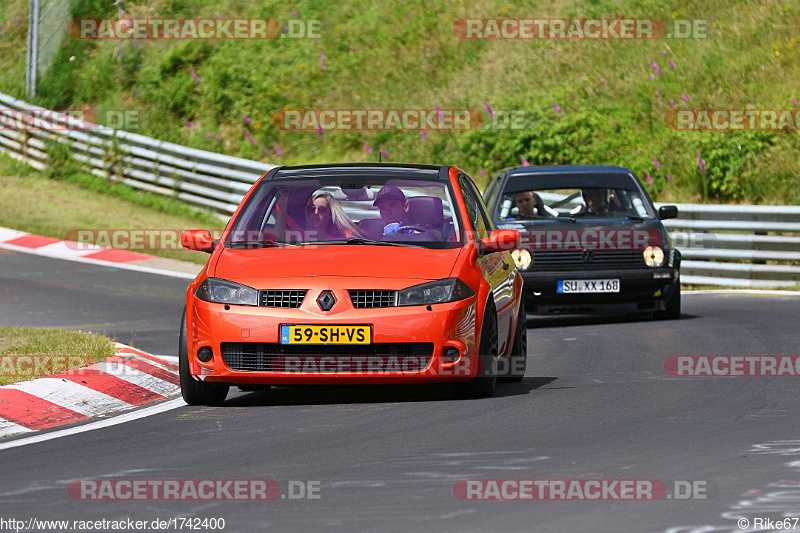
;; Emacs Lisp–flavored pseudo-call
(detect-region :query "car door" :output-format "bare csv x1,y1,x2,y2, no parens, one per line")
457,172,517,355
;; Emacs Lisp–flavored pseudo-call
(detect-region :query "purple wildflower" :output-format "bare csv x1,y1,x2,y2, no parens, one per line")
653,156,659,169
483,100,496,120
316,123,323,137
273,143,283,156
646,172,652,185
521,158,530,167
479,168,485,176
580,76,584,82
552,100,562,114
205,132,212,140
262,146,268,155
650,73,655,80
364,143,373,153
670,99,674,108
668,58,676,69
184,120,191,128
435,105,444,119
380,147,388,157
682,94,688,102
662,50,667,55
190,68,200,85
243,113,251,126
793,99,797,107
667,171,672,182
600,78,605,85
292,10,298,18
421,129,427,141
245,131,256,146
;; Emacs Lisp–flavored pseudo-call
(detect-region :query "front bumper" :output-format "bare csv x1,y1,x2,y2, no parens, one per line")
187,294,480,385
521,267,679,315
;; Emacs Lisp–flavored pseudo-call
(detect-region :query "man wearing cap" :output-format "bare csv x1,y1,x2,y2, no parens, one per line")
373,184,413,235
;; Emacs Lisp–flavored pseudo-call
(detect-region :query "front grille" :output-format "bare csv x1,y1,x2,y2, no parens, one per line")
531,250,644,271
221,342,434,372
348,290,397,308
260,290,307,308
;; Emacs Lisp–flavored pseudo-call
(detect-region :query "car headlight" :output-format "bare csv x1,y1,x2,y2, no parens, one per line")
397,278,475,307
195,278,259,306
643,246,665,268
511,249,532,270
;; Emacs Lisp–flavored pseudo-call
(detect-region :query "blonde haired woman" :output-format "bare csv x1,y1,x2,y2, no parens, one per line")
304,191,363,240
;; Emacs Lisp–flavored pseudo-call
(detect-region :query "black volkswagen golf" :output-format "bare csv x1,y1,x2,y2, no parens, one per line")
482,165,681,319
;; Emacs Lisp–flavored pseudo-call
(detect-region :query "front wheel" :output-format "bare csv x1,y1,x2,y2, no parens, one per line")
457,302,498,399
179,309,229,406
500,300,527,382
655,281,681,320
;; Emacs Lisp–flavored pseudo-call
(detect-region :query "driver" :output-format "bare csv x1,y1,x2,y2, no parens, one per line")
373,184,413,235
572,188,611,216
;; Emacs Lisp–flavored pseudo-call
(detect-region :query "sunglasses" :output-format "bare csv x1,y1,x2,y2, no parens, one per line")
306,204,330,215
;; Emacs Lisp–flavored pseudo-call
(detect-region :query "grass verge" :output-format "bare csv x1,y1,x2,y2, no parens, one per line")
0,152,226,265
0,326,117,386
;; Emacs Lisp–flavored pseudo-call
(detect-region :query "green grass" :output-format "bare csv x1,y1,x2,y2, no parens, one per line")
0,326,116,385
2,0,800,205
0,152,226,264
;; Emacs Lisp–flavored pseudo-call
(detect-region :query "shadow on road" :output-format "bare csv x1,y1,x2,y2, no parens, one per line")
221,376,559,407
525,312,697,329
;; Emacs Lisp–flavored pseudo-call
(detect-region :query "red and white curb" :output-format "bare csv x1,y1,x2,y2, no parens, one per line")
0,343,180,438
0,226,195,279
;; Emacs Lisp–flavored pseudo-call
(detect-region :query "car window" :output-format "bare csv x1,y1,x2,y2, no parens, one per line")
457,173,492,239
227,177,464,249
498,186,655,220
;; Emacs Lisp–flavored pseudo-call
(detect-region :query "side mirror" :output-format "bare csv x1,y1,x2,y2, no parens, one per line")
479,229,521,254
659,205,678,220
181,230,216,253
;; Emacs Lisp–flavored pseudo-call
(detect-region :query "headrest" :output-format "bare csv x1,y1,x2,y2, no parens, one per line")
407,196,444,227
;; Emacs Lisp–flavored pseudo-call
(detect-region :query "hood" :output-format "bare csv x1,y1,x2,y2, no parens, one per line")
496,219,667,251
212,244,463,284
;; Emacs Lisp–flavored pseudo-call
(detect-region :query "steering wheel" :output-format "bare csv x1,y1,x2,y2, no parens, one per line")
398,225,434,235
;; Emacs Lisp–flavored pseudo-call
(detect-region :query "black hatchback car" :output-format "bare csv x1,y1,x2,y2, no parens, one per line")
482,165,681,319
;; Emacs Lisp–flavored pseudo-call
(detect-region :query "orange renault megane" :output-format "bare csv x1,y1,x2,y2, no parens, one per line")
179,164,526,405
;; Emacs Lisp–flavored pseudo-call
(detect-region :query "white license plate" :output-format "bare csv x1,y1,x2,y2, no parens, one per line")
557,279,620,293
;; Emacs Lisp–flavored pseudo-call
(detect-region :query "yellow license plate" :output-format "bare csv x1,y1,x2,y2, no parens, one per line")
280,325,371,344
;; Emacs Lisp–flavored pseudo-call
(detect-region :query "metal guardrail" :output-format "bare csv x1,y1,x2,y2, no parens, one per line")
0,92,273,216
655,203,800,288
0,92,797,288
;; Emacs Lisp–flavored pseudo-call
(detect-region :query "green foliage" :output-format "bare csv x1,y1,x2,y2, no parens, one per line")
1,0,798,204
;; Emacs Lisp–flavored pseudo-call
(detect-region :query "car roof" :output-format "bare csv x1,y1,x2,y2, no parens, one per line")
501,164,634,175
268,163,451,181
496,165,643,193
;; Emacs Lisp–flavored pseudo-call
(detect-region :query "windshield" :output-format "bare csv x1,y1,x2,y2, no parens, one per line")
496,185,656,221
227,177,463,249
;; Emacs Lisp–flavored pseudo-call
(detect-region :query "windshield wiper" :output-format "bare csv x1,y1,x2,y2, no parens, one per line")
227,239,286,248
301,238,423,248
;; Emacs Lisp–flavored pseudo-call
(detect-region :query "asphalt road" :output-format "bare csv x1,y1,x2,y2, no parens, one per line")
2,250,800,532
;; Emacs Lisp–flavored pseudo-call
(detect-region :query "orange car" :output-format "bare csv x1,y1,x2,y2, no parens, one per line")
179,163,526,405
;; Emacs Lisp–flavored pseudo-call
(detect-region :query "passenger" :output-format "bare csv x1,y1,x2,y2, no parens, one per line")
305,191,363,240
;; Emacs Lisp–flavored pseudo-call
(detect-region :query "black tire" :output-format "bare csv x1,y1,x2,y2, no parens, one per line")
656,280,681,320
457,301,498,399
500,300,527,382
179,309,229,406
